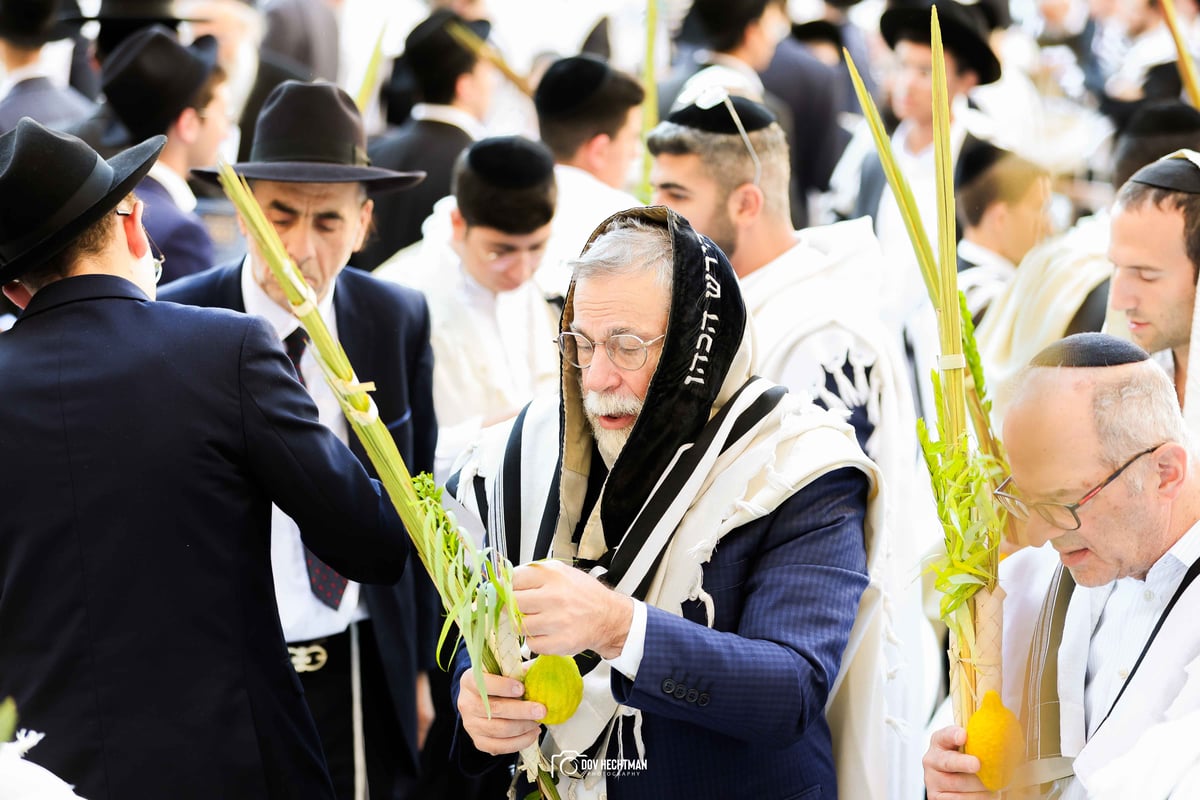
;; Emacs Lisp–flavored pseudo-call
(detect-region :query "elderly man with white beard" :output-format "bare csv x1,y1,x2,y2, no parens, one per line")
445,206,891,799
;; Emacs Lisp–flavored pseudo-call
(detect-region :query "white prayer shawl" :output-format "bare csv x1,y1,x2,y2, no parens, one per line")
739,218,945,800
1000,545,1200,798
976,211,1114,428
0,731,86,799
956,240,1017,323
452,335,890,800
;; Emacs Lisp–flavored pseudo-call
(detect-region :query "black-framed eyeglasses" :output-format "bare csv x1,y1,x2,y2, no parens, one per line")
116,206,165,285
994,444,1164,531
557,331,666,371
693,85,762,186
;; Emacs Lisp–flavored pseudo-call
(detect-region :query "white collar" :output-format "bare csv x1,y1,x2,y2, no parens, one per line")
957,239,1017,273
0,62,53,101
1159,516,1200,575
239,255,337,339
147,161,198,213
410,103,487,140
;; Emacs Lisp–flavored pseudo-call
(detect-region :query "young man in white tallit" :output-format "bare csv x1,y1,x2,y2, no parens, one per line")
646,93,938,800
1109,150,1200,423
924,333,1200,799
448,206,889,799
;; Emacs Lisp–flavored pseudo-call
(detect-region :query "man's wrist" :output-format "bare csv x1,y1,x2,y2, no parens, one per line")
596,594,634,659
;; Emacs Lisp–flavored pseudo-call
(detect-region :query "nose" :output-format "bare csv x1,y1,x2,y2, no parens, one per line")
282,223,317,267
581,346,622,394
1109,268,1134,312
1023,517,1064,549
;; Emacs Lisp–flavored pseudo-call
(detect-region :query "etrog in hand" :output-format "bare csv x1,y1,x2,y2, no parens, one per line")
965,690,1025,791
523,654,583,725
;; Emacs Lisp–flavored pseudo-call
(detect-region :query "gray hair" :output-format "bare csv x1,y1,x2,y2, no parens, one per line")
1092,364,1193,489
646,119,791,221
568,216,673,303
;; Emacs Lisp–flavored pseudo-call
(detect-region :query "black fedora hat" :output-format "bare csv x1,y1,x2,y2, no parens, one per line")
0,0,80,47
0,119,164,283
880,0,1001,85
194,81,425,194
64,0,200,22
101,26,219,142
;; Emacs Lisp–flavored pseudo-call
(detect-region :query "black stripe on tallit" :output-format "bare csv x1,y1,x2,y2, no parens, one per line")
499,403,531,564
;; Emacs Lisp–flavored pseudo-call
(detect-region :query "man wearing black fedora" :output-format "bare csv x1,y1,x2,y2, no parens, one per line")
355,8,495,271
0,118,412,798
0,0,95,133
101,25,230,284
164,80,441,800
63,0,204,157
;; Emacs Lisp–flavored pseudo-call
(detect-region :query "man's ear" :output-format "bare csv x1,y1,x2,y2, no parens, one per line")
1156,442,1190,500
581,132,612,174
450,205,468,243
120,202,152,260
352,196,375,252
727,182,765,228
2,280,32,310
173,107,202,145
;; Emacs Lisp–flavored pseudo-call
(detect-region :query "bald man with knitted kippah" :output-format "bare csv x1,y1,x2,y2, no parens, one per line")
925,333,1200,799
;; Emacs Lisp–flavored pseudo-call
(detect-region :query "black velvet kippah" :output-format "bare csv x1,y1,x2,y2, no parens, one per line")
466,136,555,189
1124,101,1200,138
534,55,612,118
666,95,776,135
954,137,1007,189
1129,151,1200,194
1031,333,1150,368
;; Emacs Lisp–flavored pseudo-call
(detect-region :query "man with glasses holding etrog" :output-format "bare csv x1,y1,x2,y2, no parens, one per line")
449,206,885,800
925,333,1200,799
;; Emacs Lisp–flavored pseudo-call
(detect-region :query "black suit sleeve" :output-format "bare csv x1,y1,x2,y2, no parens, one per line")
237,315,409,583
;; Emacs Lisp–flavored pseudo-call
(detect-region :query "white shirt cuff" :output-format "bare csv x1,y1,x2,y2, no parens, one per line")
604,599,647,680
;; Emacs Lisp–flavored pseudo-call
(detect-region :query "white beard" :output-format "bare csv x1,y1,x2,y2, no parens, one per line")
583,391,642,468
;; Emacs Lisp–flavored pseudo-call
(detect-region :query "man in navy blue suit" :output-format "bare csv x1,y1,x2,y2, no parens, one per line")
97,25,229,284
164,80,441,800
0,119,410,798
450,207,885,799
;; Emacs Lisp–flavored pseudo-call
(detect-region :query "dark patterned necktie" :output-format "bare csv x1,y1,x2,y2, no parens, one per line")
283,327,349,610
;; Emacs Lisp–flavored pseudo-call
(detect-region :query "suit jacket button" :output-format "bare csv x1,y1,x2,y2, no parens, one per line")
661,679,676,695
697,692,711,707
686,688,699,703
673,684,687,699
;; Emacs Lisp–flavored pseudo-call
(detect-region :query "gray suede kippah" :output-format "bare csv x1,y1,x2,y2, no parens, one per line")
1031,333,1151,367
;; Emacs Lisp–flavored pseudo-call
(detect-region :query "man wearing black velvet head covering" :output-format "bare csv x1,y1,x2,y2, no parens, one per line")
449,206,888,799
1109,149,1200,434
925,333,1200,798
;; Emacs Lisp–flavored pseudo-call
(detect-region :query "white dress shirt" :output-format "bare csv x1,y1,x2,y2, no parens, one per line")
1085,519,1200,737
410,102,488,140
146,161,198,213
241,260,369,641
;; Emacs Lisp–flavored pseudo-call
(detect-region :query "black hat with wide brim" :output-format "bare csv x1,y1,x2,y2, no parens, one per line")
101,26,219,143
0,0,82,47
880,0,1001,85
193,80,424,195
0,119,164,283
